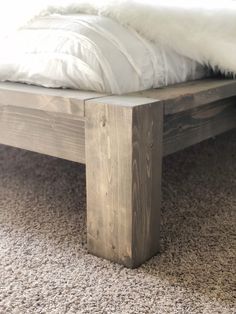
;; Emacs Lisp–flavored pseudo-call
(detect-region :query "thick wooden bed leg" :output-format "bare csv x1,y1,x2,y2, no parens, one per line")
85,97,163,268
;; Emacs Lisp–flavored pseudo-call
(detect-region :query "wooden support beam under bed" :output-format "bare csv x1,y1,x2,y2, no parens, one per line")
0,78,235,267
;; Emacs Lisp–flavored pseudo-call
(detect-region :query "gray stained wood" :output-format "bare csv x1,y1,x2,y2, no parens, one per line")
1,78,236,116
0,82,235,164
1,96,233,165
0,79,235,267
0,82,105,163
0,104,86,163
0,82,106,117
164,97,236,155
85,98,163,268
131,78,236,114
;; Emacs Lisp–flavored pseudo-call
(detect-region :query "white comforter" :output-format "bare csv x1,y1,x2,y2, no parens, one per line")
1,0,235,93
0,13,205,94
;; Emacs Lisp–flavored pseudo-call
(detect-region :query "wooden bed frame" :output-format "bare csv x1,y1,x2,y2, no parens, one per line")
0,78,235,268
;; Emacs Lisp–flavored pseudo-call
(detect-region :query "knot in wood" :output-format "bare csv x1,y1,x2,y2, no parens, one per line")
100,115,107,127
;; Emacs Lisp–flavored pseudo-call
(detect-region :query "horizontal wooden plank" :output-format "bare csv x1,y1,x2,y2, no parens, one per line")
1,79,235,117
0,90,235,165
163,97,236,156
0,82,106,117
84,95,160,116
0,105,86,163
130,79,236,115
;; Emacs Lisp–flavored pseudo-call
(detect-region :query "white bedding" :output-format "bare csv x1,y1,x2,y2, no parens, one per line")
0,14,206,94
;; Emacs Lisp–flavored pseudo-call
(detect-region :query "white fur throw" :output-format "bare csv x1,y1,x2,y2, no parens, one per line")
1,0,236,75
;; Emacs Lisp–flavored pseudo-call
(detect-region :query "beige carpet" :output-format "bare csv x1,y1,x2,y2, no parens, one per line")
0,130,235,314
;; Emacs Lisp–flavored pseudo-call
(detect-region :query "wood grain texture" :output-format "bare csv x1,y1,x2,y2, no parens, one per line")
131,79,236,114
0,104,86,163
163,97,236,156
85,98,163,268
1,78,235,116
1,93,235,167
0,82,106,117
0,80,235,268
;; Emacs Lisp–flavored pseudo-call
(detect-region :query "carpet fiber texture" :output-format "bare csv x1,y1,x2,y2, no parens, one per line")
0,130,235,314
